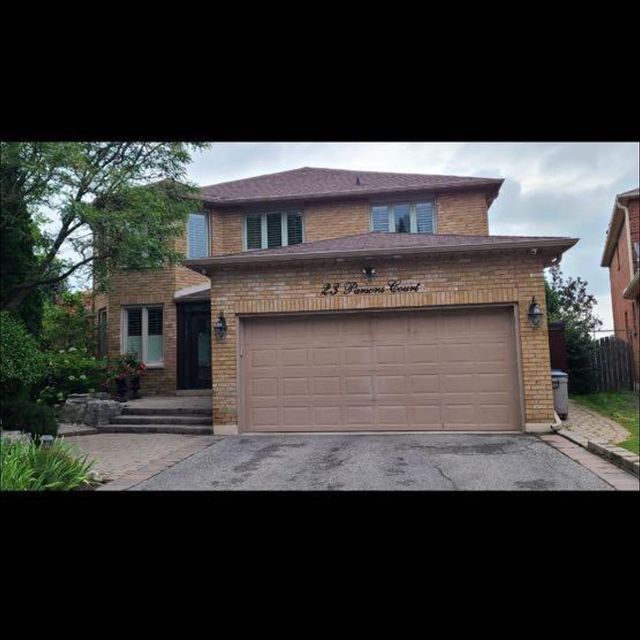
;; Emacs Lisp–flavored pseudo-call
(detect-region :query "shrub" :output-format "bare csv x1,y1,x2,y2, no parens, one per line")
37,347,109,407
0,397,58,436
40,292,97,353
0,437,95,491
0,311,45,390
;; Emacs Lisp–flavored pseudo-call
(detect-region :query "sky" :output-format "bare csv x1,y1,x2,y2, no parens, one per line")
186,142,640,331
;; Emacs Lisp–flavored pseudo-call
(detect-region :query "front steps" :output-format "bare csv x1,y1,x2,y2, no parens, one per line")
98,403,213,435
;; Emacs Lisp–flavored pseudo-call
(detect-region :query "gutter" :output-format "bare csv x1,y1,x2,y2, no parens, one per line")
623,270,639,300
601,194,636,268
185,237,578,272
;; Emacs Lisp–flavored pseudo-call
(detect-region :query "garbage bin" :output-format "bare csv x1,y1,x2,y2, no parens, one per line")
551,370,569,420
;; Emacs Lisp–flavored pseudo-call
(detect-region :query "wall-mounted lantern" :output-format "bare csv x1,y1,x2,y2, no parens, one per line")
362,265,376,279
528,297,544,328
214,311,227,340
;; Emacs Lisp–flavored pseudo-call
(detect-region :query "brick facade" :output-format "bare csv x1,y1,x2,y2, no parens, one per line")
209,250,555,433
608,198,640,383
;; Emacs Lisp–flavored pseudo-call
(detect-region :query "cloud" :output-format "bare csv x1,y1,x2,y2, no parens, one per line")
187,142,639,330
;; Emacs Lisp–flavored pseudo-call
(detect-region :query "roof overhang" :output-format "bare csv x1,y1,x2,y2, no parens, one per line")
186,237,578,276
174,282,211,301
623,270,639,300
196,180,504,208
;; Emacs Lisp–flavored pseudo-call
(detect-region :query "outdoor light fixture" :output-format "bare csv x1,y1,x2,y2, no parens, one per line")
362,266,376,279
214,311,227,340
41,434,54,449
528,296,544,328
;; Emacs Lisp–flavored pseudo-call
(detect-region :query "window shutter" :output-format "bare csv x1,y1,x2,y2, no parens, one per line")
246,216,262,249
266,213,282,248
287,213,303,245
416,202,434,234
372,205,389,232
188,213,209,259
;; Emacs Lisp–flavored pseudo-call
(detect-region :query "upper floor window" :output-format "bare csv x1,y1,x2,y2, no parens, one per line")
187,212,209,259
371,201,435,234
244,211,303,250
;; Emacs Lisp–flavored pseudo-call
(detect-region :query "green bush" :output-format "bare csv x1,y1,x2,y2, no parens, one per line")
0,311,45,389
38,347,109,406
0,437,95,491
0,397,58,435
40,292,97,353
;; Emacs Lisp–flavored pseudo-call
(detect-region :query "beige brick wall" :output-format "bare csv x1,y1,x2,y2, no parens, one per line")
209,250,554,430
205,188,492,254
437,191,490,235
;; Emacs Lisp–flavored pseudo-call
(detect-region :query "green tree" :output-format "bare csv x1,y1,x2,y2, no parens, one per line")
40,291,97,352
545,265,603,394
0,142,210,311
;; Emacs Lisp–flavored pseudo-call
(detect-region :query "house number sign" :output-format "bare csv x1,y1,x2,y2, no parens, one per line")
320,280,422,296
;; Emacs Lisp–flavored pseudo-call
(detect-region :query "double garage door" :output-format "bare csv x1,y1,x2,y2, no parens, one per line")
242,306,522,432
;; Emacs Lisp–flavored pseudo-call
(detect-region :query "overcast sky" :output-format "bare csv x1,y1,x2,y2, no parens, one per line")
186,142,640,331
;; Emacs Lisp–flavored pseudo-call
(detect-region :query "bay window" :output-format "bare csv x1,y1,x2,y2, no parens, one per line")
244,211,304,250
123,306,164,365
371,201,435,234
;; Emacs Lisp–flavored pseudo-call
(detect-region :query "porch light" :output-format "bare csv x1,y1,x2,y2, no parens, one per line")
214,311,227,340
528,297,544,328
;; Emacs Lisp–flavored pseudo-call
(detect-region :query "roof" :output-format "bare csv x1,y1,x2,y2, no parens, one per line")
198,167,504,206
623,270,639,300
186,232,578,272
601,186,639,267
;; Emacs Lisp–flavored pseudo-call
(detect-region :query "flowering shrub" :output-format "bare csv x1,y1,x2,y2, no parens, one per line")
37,347,109,406
102,352,147,394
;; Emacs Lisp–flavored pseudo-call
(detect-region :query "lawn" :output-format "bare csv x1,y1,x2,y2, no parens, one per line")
571,391,639,454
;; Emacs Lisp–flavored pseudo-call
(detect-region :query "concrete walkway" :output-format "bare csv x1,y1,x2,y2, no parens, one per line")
561,399,631,446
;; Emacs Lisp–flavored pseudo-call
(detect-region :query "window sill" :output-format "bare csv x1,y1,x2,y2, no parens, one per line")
143,363,165,370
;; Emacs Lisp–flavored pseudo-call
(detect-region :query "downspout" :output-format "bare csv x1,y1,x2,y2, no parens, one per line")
615,197,635,278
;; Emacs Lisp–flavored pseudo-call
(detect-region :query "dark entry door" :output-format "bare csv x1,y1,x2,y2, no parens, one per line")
178,302,212,389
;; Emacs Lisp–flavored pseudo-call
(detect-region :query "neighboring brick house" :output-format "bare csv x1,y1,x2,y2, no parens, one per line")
601,188,640,387
95,167,578,434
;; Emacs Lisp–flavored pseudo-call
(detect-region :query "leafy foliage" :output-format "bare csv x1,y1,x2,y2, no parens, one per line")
0,311,46,388
0,437,95,491
41,291,97,353
0,397,58,436
0,142,210,311
37,347,108,407
545,266,603,394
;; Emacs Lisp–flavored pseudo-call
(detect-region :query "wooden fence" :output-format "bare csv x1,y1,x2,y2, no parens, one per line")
592,336,635,392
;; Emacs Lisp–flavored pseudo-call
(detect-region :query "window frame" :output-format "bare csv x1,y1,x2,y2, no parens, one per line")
121,305,164,367
369,199,437,234
98,308,108,359
242,210,305,251
186,211,210,259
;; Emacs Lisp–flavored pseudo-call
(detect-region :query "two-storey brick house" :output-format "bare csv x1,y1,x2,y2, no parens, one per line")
601,188,640,387
95,167,577,434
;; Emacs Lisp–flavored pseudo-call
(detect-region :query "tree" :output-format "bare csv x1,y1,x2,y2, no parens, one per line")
545,265,603,394
0,152,45,334
0,142,210,311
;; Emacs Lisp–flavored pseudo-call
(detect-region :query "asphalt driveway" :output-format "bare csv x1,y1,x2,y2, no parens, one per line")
131,434,613,491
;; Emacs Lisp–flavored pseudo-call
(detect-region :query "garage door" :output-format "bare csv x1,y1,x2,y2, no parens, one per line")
242,307,522,432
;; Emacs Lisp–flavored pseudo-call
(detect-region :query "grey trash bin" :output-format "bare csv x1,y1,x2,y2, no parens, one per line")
551,369,569,420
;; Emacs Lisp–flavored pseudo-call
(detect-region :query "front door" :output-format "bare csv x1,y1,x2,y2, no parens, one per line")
177,302,212,389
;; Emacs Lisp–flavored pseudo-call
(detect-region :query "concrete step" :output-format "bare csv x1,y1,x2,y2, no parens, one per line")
121,407,212,417
110,415,212,426
97,424,213,435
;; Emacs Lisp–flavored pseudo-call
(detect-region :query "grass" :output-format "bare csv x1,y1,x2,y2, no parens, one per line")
571,391,639,454
0,437,96,491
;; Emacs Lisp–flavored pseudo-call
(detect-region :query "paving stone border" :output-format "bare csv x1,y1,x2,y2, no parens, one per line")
96,436,221,491
587,441,639,477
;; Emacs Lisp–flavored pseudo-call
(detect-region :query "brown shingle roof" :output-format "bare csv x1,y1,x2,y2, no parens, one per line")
199,167,504,206
186,232,578,271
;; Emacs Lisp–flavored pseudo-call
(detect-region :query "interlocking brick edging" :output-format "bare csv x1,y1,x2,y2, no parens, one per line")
95,436,221,491
587,441,640,477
